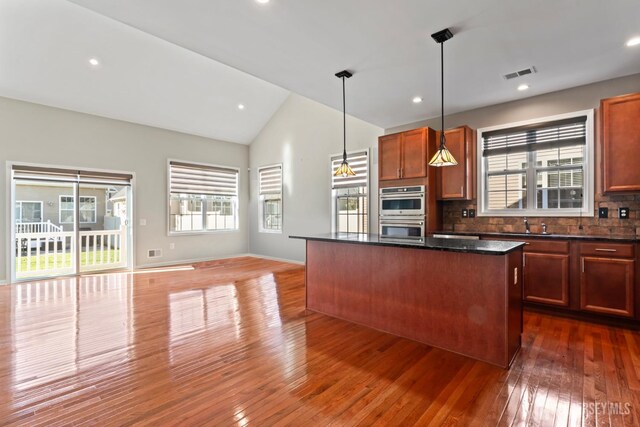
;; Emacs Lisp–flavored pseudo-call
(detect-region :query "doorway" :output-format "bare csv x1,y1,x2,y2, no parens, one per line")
10,165,133,281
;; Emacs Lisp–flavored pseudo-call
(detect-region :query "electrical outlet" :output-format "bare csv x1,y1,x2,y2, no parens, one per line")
169,243,175,250
598,207,608,219
619,207,630,219
469,209,476,218
462,209,468,218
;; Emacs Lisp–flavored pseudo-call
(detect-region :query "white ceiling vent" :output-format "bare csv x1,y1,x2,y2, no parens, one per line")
503,67,537,80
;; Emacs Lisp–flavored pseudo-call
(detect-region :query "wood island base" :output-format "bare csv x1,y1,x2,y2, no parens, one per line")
304,239,523,368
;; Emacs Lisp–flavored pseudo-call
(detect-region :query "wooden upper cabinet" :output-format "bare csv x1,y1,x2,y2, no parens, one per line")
400,129,428,179
378,128,429,181
601,93,640,193
379,133,403,181
438,126,476,200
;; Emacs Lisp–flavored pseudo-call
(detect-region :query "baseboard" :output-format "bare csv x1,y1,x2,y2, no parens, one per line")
247,253,305,265
136,253,253,269
0,280,7,286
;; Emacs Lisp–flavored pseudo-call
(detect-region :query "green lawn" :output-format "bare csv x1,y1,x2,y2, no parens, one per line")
17,249,121,271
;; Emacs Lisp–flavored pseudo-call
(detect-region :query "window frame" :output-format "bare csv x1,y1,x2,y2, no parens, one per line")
258,164,283,234
15,200,43,224
477,109,594,217
330,149,370,234
59,195,97,224
167,159,240,235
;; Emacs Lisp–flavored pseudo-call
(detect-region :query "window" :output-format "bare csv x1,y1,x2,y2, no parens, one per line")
258,164,283,233
59,196,97,223
15,201,43,223
479,110,593,216
169,161,239,233
331,150,369,233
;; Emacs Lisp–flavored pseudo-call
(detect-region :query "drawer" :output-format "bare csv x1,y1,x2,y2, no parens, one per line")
580,242,635,258
523,240,570,254
481,237,569,254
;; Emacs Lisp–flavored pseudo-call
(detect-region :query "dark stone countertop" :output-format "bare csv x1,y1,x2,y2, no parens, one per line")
433,231,638,242
289,233,525,255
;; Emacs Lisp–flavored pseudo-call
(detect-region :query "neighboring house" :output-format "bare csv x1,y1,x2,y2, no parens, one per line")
14,184,117,231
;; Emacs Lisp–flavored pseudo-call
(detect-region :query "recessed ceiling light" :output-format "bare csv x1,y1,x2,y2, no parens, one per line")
517,84,529,91
238,104,245,110
256,0,270,4
88,57,100,67
626,37,640,47
412,97,423,104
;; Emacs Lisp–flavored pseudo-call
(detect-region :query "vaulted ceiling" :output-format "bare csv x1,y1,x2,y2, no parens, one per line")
2,0,639,144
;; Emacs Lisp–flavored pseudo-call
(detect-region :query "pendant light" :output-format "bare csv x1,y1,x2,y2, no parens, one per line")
428,28,458,167
334,70,356,177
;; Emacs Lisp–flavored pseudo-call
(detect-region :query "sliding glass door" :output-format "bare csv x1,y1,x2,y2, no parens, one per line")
11,166,133,281
14,180,77,279
78,183,131,274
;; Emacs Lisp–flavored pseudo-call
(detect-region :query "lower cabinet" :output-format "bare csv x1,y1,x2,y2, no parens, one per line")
480,236,637,320
524,252,570,306
580,255,635,318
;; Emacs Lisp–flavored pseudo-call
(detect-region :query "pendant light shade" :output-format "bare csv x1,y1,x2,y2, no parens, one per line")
334,70,356,177
428,28,458,167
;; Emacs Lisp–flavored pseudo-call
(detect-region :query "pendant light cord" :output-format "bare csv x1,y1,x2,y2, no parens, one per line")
342,76,347,161
440,41,446,148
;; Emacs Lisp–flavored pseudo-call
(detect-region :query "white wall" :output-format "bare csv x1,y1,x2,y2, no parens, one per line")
387,73,640,134
0,96,249,282
249,94,383,262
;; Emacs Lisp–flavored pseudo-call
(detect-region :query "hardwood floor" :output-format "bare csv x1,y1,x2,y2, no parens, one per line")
0,256,639,426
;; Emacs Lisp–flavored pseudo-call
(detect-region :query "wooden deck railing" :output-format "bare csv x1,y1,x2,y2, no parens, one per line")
15,226,127,279
15,220,63,234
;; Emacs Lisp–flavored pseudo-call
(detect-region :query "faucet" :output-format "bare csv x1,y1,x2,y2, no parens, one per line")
541,223,548,234
524,217,531,234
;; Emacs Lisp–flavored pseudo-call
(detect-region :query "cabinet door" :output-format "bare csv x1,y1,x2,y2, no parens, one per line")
580,257,634,317
602,93,640,192
523,253,570,306
400,129,427,179
379,133,402,181
439,126,475,200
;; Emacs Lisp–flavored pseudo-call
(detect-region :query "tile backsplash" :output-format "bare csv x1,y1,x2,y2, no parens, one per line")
442,193,640,237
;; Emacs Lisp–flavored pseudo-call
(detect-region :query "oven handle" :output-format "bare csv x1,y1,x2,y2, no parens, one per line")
380,221,425,226
380,193,424,199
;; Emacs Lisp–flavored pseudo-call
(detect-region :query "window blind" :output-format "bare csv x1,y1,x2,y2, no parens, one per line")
258,165,282,195
331,151,368,189
169,161,238,196
482,116,587,157
12,165,133,184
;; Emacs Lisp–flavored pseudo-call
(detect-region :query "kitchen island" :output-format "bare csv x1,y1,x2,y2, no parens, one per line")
290,233,525,368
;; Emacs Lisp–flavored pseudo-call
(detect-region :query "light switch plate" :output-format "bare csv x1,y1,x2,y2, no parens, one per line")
598,207,608,219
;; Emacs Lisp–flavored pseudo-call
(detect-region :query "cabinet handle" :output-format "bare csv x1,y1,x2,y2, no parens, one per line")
401,167,404,178
581,258,584,273
397,168,400,178
460,186,463,195
595,248,617,252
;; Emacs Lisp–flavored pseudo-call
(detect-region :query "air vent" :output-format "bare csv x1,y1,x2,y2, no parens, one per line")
503,66,536,80
148,249,162,258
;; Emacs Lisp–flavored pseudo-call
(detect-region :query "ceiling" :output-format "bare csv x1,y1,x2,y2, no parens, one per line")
0,0,290,144
2,1,639,143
